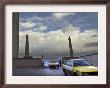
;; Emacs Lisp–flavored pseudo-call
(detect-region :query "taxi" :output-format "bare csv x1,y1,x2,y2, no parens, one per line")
62,59,98,76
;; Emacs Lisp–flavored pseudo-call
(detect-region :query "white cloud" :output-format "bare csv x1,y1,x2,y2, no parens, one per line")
33,25,47,32
19,24,97,58
19,21,36,30
52,13,75,19
19,13,76,32
61,23,80,33
19,19,48,32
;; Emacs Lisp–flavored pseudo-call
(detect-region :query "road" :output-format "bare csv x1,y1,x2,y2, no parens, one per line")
13,67,65,76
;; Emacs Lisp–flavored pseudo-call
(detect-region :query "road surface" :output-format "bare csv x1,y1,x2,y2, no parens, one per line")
13,67,65,76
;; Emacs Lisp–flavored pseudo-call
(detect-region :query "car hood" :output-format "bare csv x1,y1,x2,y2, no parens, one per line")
73,66,98,72
49,63,59,65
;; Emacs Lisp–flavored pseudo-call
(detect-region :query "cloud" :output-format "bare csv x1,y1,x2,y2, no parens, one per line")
19,21,36,30
19,24,97,58
61,23,80,33
85,42,98,47
19,12,98,58
19,13,76,32
32,26,47,32
52,13,75,19
19,18,48,32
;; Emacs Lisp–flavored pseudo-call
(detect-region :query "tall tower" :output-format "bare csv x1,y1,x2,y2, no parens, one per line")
68,36,73,57
42,54,44,59
24,34,32,58
25,34,29,57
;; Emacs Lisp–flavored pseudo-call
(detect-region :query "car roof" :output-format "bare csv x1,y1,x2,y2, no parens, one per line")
68,59,85,61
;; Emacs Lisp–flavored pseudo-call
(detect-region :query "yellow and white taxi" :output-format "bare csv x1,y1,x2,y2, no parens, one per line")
62,59,98,76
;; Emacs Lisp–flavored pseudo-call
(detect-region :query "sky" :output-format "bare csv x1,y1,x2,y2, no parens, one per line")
19,12,98,58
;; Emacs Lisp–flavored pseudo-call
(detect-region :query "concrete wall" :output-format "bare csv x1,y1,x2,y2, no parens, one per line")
13,58,43,68
80,54,98,67
12,13,19,58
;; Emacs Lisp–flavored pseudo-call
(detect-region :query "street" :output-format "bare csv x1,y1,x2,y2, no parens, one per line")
13,67,65,76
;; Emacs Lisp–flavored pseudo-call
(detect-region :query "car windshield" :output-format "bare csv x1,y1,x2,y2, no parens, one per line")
73,60,91,66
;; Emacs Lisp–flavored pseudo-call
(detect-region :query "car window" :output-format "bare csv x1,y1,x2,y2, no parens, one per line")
64,61,68,65
73,60,90,67
64,61,73,67
69,61,73,66
66,61,72,66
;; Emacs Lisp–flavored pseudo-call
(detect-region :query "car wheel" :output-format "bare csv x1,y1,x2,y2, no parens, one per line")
63,69,67,76
73,72,77,76
57,66,59,69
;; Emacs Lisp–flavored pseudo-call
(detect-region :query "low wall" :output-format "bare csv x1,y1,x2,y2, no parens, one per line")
13,58,43,68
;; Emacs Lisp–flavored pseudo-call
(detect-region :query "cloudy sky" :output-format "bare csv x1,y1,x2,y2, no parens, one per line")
19,12,98,58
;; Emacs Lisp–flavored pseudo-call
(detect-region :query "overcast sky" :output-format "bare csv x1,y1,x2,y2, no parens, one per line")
19,12,98,58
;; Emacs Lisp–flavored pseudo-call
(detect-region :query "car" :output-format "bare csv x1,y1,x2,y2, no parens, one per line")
62,59,98,76
48,62,59,69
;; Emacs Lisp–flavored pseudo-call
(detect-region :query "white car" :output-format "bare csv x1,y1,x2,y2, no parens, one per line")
48,62,59,69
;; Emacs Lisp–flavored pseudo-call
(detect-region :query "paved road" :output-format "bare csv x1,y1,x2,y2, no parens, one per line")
13,67,65,76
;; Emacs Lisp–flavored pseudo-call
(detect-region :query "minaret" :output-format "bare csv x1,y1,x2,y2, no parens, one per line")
24,34,32,58
25,34,29,57
68,36,73,57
